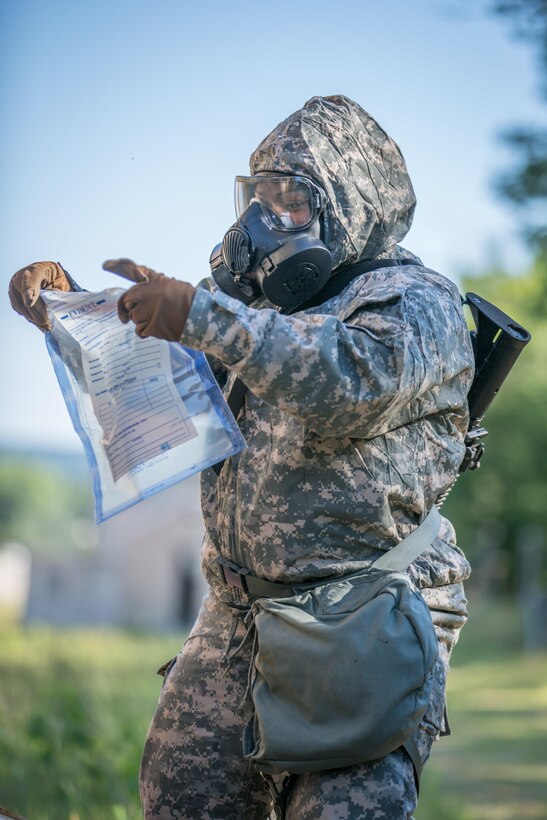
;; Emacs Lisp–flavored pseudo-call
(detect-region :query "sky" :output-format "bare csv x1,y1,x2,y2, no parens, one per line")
1,0,545,452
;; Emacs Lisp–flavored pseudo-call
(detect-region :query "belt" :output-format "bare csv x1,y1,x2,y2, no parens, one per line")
214,508,441,600
215,557,297,599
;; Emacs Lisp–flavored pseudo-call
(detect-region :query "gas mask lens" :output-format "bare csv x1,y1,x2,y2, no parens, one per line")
235,175,325,231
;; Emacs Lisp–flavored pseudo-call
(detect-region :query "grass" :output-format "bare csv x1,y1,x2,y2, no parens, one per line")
416,594,547,820
0,622,182,820
0,595,546,819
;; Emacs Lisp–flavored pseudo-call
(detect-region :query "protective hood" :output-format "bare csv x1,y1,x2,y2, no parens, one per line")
250,95,416,270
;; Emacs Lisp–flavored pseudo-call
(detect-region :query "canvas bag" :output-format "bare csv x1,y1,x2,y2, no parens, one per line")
242,507,441,775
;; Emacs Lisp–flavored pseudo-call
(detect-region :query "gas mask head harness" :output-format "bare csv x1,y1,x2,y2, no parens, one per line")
210,174,333,310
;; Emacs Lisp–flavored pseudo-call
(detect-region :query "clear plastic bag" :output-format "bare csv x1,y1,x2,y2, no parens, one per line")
43,288,245,522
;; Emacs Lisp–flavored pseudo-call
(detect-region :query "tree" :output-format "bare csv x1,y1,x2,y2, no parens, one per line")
491,1,547,250
443,256,547,591
447,1,547,595
0,459,93,553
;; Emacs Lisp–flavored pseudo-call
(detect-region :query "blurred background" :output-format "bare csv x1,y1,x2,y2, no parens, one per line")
1,1,546,818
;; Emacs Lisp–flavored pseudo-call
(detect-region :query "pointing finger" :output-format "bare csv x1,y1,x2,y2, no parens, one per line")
103,258,158,283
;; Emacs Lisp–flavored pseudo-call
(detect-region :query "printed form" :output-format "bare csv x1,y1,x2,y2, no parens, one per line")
46,290,197,481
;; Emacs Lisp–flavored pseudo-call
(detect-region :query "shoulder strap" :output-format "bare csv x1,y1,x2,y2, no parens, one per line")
293,256,416,313
211,377,249,475
370,506,441,572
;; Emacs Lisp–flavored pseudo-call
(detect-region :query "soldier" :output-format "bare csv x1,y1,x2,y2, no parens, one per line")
9,95,474,819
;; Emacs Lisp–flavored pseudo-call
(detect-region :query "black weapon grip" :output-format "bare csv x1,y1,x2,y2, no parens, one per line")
465,292,531,424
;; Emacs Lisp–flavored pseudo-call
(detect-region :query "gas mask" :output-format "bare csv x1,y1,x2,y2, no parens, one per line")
209,174,333,310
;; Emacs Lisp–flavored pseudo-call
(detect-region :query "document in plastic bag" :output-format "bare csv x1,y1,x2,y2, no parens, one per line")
42,288,246,522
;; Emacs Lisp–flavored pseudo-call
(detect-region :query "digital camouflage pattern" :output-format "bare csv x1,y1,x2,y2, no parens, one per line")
140,593,273,819
250,95,417,270
181,267,474,624
143,96,475,817
141,591,441,819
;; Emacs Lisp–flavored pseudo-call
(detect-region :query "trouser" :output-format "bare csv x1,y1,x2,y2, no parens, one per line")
140,589,454,820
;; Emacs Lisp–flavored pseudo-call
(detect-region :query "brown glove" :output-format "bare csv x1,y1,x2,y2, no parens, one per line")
104,258,196,341
102,257,160,284
8,261,74,331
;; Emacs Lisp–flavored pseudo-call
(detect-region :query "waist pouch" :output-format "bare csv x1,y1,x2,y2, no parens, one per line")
242,507,441,774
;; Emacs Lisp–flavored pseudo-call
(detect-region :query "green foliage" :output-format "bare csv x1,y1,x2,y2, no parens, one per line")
0,624,182,820
444,256,547,590
417,595,547,820
491,0,547,249
0,459,93,552
496,129,547,205
466,0,547,586
492,1,547,64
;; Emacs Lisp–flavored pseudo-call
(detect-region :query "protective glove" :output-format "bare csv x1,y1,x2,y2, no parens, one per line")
103,257,196,341
102,257,160,284
8,261,74,331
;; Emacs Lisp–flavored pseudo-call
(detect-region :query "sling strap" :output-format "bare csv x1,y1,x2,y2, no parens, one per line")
370,506,441,572
215,506,441,599
211,377,249,475
295,256,416,312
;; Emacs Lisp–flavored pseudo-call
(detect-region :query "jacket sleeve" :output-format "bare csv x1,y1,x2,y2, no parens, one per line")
179,273,474,438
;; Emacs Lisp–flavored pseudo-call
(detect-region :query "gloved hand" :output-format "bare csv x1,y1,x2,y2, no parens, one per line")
103,258,196,341
102,257,160,284
8,261,74,331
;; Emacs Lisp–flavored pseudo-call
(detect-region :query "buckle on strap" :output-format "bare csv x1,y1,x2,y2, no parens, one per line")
214,556,299,598
215,557,250,594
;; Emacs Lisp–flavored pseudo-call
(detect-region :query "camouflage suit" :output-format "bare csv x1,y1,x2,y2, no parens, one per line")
140,96,474,819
